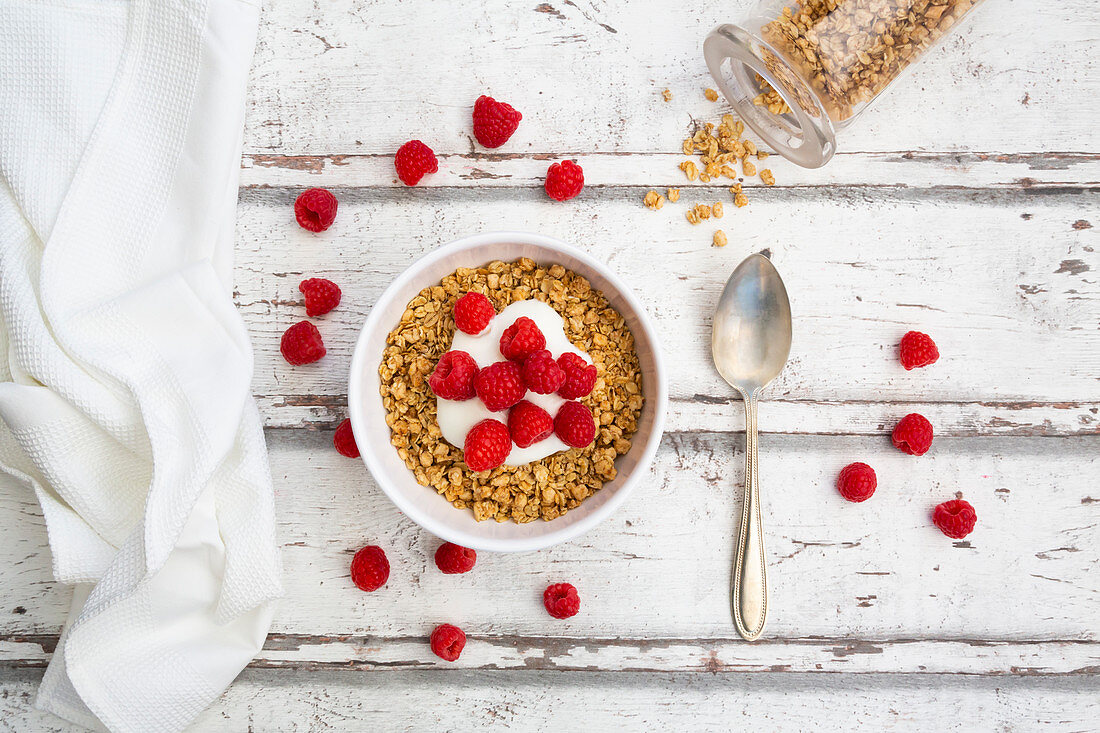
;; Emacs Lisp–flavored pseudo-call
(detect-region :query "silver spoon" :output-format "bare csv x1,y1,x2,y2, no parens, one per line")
711,252,792,641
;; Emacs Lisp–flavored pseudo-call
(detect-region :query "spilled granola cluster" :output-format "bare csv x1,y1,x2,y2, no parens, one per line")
645,94,776,247
379,259,644,523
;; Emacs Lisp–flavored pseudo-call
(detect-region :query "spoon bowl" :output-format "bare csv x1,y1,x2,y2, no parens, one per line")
711,253,792,641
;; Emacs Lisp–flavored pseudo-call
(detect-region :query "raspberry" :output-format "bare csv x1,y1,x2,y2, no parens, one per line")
299,278,342,317
429,351,479,401
499,317,546,362
557,352,597,399
544,160,584,201
333,418,360,458
900,331,939,370
350,545,389,592
553,401,596,449
521,350,566,394
472,95,522,149
932,497,977,539
508,400,554,448
543,583,580,619
836,462,876,502
434,542,477,574
892,413,934,456
475,361,527,412
280,321,326,365
394,139,438,186
294,187,338,232
463,418,511,472
430,623,466,661
454,292,495,335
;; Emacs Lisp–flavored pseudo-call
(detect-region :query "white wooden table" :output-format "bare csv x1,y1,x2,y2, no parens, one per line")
3,0,1098,729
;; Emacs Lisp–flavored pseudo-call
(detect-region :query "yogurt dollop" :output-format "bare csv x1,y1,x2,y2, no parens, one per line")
437,299,591,466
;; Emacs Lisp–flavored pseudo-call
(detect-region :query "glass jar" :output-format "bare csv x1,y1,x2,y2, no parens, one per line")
704,0,986,168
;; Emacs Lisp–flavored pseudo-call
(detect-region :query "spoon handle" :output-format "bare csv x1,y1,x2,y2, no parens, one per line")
733,390,768,641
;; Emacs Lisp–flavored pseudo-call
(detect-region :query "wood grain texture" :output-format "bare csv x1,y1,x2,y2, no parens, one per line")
234,190,1098,433
2,669,1099,732
2,431,1097,672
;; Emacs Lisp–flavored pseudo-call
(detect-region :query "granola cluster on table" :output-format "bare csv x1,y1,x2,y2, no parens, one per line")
379,258,644,523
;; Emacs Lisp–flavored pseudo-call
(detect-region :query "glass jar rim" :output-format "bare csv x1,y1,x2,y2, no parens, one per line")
704,23,837,169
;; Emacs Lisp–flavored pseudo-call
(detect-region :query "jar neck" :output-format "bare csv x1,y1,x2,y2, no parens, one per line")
704,23,837,169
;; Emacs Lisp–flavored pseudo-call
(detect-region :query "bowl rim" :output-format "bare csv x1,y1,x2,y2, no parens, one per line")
348,231,668,552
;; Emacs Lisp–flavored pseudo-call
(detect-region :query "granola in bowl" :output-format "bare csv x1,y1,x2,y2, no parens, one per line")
379,258,644,523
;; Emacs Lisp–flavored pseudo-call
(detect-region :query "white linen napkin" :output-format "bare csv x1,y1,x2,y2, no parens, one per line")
0,0,283,730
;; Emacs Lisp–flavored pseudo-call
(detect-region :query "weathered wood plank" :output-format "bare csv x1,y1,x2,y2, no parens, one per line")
244,0,1099,155
2,432,1096,663
240,151,1100,190
233,190,1099,432
2,668,1098,731
5,634,1098,677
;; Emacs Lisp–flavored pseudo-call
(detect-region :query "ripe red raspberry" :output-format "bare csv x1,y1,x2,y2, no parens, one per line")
350,545,389,592
508,400,554,448
429,351,479,401
294,187,338,232
557,352,597,399
543,583,580,619
299,278,341,317
499,317,546,362
900,331,939,370
280,321,326,365
454,292,495,335
544,159,584,201
933,497,977,539
892,413,934,456
472,95,522,149
474,361,527,412
394,139,438,186
554,401,596,449
837,462,876,502
434,542,477,574
521,350,566,394
333,418,360,458
463,418,511,472
430,623,466,661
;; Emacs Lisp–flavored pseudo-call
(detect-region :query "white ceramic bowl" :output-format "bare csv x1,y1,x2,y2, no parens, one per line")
348,232,667,552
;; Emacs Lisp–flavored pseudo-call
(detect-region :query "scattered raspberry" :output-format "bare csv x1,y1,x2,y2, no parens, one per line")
430,623,466,661
472,95,522,149
299,278,342,317
521,350,566,394
499,317,546,362
463,418,511,472
474,361,527,412
544,160,584,201
280,321,326,365
837,462,876,502
429,351,479,401
350,545,389,592
543,583,580,619
454,292,495,335
394,139,439,186
900,331,939,370
294,187,338,232
932,497,977,539
892,413,934,456
333,418,360,458
557,352,597,399
508,400,554,448
434,542,477,574
553,401,596,449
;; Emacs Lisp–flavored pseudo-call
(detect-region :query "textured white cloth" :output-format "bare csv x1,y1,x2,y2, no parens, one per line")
0,0,282,731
